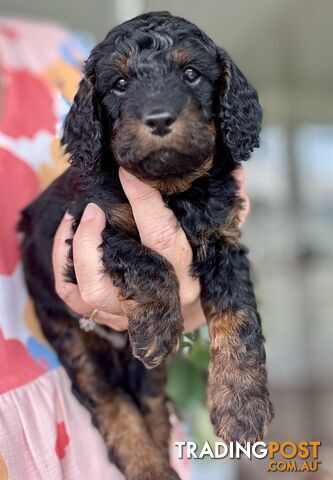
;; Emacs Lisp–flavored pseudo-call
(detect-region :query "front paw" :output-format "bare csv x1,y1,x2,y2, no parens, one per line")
126,299,183,368
209,384,274,443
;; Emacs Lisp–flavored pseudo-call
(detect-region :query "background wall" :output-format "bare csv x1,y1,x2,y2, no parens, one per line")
1,1,332,479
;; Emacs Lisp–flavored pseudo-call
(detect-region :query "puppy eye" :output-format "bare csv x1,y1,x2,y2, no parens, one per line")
183,67,200,84
113,78,128,93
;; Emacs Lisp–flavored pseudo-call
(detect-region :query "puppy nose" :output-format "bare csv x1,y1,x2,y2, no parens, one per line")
144,111,175,136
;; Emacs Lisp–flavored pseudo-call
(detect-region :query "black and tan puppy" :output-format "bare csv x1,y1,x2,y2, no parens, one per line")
19,11,273,479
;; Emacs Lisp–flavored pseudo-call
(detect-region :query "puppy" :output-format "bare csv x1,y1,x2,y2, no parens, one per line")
19,11,273,479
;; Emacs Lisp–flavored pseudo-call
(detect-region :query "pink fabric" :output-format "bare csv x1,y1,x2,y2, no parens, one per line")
0,368,189,479
0,368,125,479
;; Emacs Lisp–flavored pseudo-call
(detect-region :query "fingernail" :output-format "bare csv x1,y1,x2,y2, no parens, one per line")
64,211,72,220
81,203,99,222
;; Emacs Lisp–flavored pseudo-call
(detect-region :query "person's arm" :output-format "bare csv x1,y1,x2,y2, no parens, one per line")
52,167,249,332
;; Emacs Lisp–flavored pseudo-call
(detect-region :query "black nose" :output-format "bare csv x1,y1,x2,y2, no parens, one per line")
144,111,175,136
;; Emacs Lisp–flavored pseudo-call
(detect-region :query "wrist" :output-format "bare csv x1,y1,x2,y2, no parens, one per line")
182,296,206,333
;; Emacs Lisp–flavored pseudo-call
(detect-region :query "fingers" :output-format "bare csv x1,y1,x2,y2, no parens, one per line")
94,312,128,331
120,167,250,249
119,167,201,308
119,167,180,252
53,211,91,316
119,167,186,265
72,204,123,315
53,167,249,336
53,206,128,331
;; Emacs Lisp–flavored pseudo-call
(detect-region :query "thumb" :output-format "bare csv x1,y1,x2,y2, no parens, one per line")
119,167,180,253
72,203,121,312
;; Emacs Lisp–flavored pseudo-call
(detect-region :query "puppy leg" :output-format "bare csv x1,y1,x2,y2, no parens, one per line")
101,229,184,368
139,365,172,460
198,245,274,443
36,305,180,480
94,395,179,480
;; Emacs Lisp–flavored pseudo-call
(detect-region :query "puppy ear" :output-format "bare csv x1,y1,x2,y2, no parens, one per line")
218,50,262,161
61,77,103,173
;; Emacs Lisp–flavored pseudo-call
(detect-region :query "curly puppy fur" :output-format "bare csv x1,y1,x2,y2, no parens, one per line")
18,11,273,479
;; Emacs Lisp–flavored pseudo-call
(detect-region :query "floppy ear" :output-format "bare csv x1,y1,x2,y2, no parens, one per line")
218,50,262,161
61,77,103,173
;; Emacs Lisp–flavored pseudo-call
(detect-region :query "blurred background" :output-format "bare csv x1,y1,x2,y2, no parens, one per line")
1,0,332,478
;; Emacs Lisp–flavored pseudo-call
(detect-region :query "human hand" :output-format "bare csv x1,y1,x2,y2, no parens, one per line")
53,167,249,332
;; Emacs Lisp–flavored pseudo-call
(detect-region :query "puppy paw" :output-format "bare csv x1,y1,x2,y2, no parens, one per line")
127,300,183,368
209,389,274,444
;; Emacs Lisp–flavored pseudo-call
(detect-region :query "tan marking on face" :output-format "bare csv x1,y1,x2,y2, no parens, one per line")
112,112,216,193
121,108,207,156
170,48,192,65
146,154,213,193
115,52,136,75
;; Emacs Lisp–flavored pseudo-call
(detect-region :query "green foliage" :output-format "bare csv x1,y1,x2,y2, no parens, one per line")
166,326,216,443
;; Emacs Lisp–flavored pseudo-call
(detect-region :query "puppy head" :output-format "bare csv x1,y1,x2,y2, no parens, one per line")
62,11,262,192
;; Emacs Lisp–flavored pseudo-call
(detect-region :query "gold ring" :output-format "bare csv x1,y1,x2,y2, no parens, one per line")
89,308,99,322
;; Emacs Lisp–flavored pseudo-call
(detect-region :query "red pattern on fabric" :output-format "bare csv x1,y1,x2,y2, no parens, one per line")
55,421,70,460
0,25,19,40
0,329,44,394
0,69,56,138
0,149,39,275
